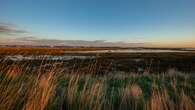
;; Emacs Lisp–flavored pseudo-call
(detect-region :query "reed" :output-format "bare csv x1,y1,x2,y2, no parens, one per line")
0,59,194,110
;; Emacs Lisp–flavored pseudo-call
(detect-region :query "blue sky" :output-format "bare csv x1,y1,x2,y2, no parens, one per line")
0,0,195,47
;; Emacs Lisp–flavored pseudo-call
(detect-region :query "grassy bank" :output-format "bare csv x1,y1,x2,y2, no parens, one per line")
0,62,194,110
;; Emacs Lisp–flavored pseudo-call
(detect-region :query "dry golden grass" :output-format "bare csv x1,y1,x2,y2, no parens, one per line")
0,58,194,110
180,90,195,110
0,47,120,55
130,84,143,99
23,71,57,110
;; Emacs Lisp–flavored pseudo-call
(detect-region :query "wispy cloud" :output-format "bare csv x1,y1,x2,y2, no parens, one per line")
0,22,153,47
0,36,153,47
0,22,28,34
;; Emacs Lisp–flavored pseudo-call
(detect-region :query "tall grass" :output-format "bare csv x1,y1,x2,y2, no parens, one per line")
0,60,194,110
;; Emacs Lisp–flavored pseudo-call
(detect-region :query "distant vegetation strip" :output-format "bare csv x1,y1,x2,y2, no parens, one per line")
0,47,195,55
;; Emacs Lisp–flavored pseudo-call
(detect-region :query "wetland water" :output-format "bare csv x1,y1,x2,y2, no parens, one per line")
1,49,195,73
1,49,194,61
72,49,192,53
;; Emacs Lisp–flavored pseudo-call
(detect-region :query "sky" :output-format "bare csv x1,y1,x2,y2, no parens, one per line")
0,0,195,47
